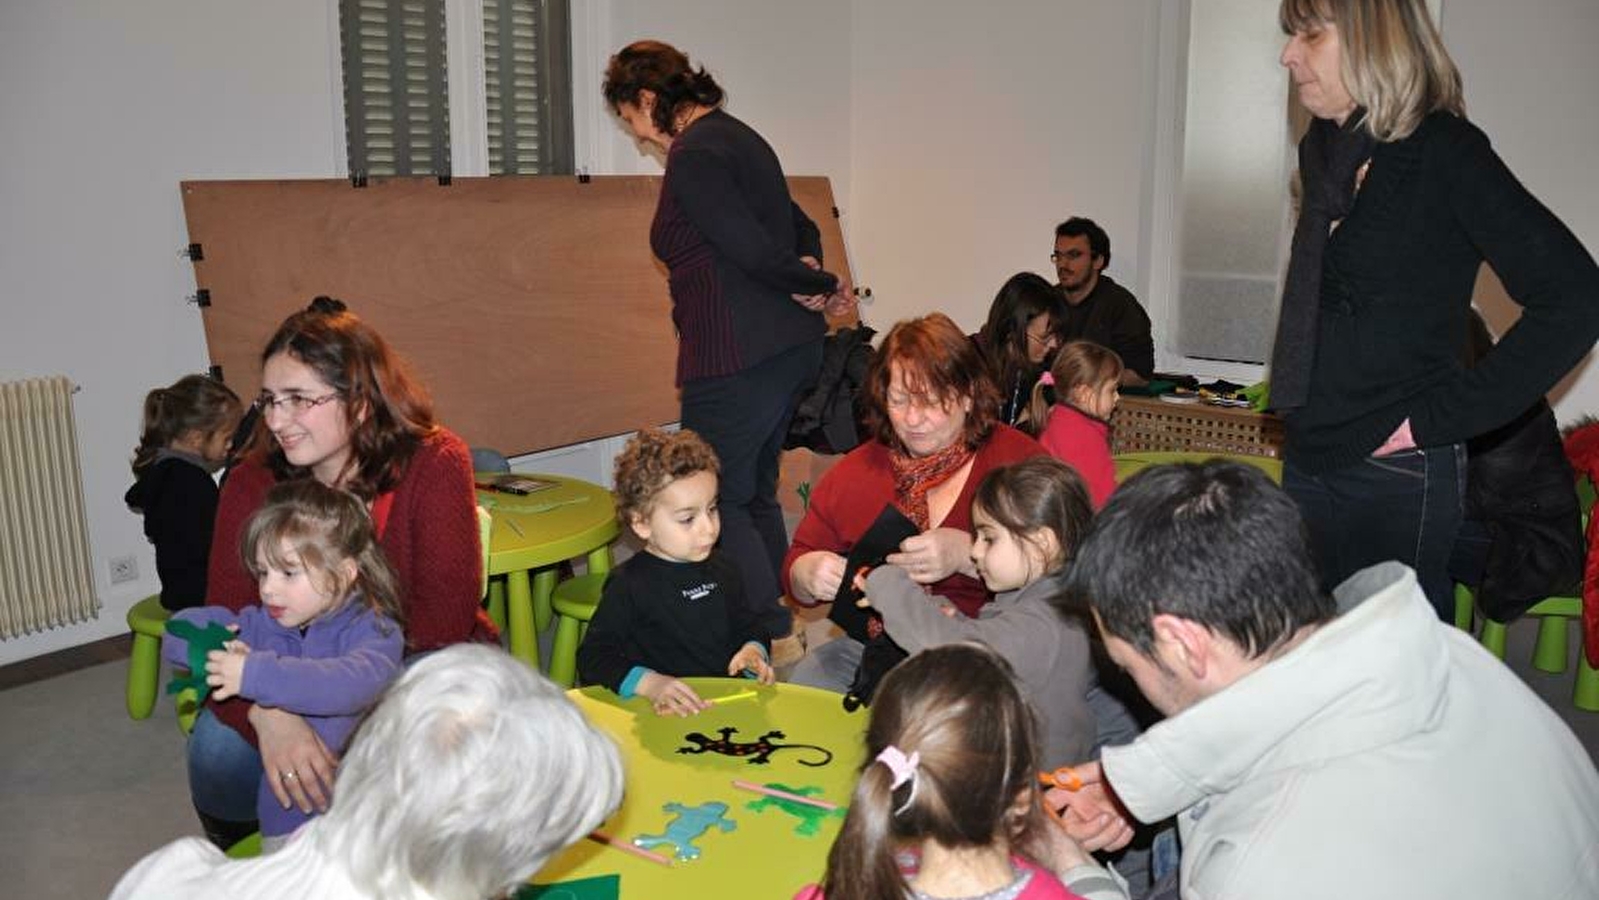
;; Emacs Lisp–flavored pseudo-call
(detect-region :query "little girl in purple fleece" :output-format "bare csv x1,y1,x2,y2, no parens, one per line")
163,479,404,851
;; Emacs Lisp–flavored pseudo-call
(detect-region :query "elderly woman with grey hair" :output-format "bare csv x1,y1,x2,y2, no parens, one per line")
111,645,624,900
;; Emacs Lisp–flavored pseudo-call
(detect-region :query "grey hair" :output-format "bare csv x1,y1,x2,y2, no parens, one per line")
311,644,624,899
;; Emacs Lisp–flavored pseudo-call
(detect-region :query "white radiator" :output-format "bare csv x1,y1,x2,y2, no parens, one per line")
0,376,98,638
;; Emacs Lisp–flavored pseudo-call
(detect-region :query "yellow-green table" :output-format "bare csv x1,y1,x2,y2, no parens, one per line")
535,678,868,898
477,474,619,669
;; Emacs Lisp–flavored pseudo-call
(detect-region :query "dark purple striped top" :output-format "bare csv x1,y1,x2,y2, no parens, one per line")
650,110,837,384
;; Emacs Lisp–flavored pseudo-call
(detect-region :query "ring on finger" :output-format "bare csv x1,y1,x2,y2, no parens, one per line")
280,770,299,782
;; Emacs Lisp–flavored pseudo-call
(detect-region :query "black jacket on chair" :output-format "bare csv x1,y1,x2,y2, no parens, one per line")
1465,397,1584,621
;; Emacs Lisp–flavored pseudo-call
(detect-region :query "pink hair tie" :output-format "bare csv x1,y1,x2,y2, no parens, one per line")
1039,371,1056,387
876,745,921,813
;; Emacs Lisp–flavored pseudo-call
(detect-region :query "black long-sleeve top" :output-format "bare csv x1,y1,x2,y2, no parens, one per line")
124,451,218,611
1287,112,1599,475
1058,275,1156,380
651,108,838,385
577,549,767,695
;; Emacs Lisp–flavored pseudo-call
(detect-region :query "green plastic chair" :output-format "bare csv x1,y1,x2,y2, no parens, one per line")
1113,450,1283,485
477,505,505,632
1460,587,1599,713
547,572,607,688
125,595,168,720
127,595,203,732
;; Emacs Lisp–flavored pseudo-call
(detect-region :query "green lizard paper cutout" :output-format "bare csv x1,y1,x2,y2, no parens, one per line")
163,619,235,699
744,783,847,837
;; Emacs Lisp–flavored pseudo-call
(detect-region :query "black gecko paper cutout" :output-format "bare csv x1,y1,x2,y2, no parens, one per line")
677,726,833,767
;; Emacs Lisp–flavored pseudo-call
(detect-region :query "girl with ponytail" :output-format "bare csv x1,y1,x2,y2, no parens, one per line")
802,643,1126,900
126,374,242,610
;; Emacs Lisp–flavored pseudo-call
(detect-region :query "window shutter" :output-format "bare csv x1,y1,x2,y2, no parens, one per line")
483,0,573,175
339,0,451,177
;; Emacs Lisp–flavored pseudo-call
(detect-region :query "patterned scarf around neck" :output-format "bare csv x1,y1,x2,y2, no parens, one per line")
889,440,977,531
1268,111,1377,413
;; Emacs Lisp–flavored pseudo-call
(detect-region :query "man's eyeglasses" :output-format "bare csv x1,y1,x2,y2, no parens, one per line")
253,392,341,417
1049,250,1087,263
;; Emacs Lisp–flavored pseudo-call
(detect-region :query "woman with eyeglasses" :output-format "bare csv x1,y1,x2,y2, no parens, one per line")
186,296,496,852
784,314,1048,692
974,272,1068,430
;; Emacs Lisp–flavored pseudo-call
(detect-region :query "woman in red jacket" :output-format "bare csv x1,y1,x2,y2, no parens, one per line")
784,314,1046,691
187,297,495,849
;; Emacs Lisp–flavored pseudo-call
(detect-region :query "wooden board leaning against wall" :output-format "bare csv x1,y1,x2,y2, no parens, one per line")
180,175,858,500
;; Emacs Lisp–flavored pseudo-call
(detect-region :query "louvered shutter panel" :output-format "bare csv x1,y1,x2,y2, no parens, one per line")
339,0,451,177
483,0,573,175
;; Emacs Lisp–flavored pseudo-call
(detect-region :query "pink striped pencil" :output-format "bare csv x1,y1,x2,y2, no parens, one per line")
731,779,840,811
587,830,672,867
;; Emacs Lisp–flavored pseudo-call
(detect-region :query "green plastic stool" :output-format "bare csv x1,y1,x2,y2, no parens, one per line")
548,573,607,688
224,832,262,859
125,595,169,720
1452,582,1475,632
1470,589,1599,713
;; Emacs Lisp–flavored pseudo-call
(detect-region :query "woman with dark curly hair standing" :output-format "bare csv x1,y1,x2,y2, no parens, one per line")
603,40,854,641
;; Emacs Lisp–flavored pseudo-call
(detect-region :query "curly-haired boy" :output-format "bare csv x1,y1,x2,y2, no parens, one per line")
578,428,773,715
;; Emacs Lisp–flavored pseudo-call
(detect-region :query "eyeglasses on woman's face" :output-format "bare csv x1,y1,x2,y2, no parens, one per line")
252,391,341,419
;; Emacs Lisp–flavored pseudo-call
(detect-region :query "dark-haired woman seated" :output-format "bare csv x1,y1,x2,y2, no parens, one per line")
187,298,495,850
975,272,1069,428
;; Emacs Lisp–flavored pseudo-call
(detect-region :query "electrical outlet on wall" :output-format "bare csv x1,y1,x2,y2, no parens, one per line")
109,555,139,585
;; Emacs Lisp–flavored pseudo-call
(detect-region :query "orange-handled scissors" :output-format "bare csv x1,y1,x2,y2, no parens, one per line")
1038,766,1083,823
1039,766,1083,792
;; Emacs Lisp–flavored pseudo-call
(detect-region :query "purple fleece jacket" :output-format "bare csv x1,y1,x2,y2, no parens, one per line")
164,599,403,836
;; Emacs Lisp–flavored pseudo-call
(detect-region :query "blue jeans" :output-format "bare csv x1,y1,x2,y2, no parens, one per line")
187,708,262,823
1284,445,1464,619
682,340,823,640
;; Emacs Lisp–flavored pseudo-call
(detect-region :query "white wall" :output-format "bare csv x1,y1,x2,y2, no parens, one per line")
0,0,344,665
578,1,853,193
847,1,1163,332
1441,0,1599,423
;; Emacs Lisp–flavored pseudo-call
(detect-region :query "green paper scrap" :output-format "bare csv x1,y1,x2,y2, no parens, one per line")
1242,380,1270,411
163,619,235,699
514,874,621,900
479,495,592,515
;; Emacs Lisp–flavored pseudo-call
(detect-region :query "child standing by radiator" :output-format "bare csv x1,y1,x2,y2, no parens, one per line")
1026,342,1123,509
577,428,774,716
125,374,242,610
164,479,404,851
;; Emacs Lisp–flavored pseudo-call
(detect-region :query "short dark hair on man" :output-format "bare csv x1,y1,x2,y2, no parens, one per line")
1054,217,1111,268
1059,461,1333,658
